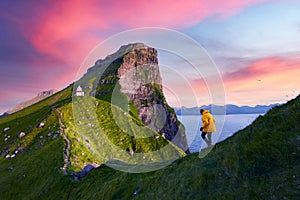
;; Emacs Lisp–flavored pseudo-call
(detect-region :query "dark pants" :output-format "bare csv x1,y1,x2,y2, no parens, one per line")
201,132,212,146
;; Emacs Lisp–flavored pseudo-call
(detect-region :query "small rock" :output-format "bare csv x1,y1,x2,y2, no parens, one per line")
10,154,16,158
38,122,45,128
4,127,10,131
128,150,134,156
133,186,141,197
92,162,100,168
80,164,95,177
40,136,43,139
86,144,91,149
18,132,26,138
87,123,92,127
5,154,10,159
47,133,52,137
14,150,18,154
155,135,159,139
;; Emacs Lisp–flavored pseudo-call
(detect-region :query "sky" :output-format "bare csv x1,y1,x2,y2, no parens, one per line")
1,0,300,114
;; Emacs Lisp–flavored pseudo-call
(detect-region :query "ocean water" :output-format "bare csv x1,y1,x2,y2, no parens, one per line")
178,114,261,153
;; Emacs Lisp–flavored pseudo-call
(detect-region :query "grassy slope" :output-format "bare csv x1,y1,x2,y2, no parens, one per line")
0,87,72,199
0,80,185,198
0,92,298,198
0,82,299,199
56,95,299,199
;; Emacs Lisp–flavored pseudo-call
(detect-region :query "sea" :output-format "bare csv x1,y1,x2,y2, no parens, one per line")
178,114,261,153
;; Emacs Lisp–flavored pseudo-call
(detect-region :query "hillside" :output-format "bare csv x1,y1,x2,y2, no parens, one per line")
0,92,299,199
4,89,57,115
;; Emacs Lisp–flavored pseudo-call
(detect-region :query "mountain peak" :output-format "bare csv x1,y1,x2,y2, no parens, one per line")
94,44,189,153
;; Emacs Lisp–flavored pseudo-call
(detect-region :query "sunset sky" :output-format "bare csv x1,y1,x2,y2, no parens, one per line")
1,0,300,114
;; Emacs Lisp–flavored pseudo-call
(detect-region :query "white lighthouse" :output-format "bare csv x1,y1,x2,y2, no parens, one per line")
75,85,84,96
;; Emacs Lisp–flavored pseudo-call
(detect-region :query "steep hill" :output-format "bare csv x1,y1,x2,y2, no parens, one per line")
0,92,298,199
76,43,189,153
0,43,188,194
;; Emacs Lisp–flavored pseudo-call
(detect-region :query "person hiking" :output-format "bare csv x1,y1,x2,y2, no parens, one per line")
200,109,216,146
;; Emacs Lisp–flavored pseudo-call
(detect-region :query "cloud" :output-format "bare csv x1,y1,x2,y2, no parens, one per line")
223,57,300,105
0,0,271,113
188,56,300,106
223,57,300,86
15,0,268,60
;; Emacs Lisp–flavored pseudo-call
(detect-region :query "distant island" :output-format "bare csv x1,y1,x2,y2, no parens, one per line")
174,104,280,115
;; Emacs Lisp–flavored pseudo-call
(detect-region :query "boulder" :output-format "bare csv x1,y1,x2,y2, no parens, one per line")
72,163,99,180
80,164,95,177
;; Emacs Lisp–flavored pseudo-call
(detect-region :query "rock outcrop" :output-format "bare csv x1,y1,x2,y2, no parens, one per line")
96,43,190,153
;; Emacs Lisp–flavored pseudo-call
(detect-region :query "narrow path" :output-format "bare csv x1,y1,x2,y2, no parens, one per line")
55,109,71,175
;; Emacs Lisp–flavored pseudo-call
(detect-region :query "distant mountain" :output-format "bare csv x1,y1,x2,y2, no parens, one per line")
5,89,57,115
174,103,280,115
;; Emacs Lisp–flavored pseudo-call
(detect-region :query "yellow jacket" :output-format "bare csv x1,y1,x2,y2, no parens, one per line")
201,110,216,132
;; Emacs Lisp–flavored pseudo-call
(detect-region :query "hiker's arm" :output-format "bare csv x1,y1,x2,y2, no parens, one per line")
202,117,209,129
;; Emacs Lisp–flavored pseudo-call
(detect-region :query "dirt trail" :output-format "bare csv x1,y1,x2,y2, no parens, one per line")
55,109,71,175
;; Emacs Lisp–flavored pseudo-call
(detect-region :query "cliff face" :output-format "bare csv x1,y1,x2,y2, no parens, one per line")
96,43,190,153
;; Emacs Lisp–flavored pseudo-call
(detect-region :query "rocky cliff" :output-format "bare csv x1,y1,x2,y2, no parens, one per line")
96,43,190,153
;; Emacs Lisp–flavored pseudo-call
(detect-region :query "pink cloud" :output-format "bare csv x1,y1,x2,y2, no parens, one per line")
12,0,267,96
101,0,267,28
223,57,300,105
0,0,271,113
188,57,300,106
19,0,268,63
223,57,300,87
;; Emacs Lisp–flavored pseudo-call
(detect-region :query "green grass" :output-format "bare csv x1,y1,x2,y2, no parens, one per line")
0,94,299,199
72,96,185,171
